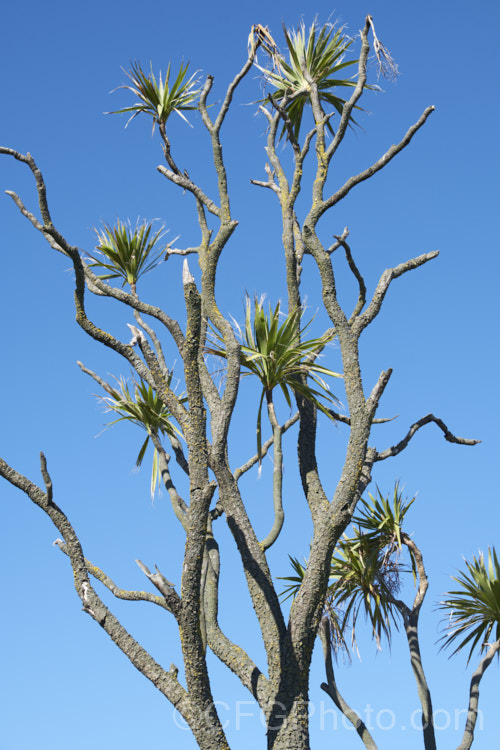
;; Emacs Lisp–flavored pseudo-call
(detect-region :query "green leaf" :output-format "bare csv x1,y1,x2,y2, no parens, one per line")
87,219,166,288
97,372,186,498
278,555,307,601
109,61,201,130
255,20,377,141
439,547,500,664
206,296,342,457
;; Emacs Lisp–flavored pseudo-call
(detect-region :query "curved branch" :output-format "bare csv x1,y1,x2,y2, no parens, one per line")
1,147,52,224
366,369,392,417
456,639,500,750
150,434,189,529
203,535,271,710
213,38,261,133
375,414,480,461
395,535,436,750
132,306,170,379
319,618,379,749
5,190,68,256
234,412,299,480
260,400,284,550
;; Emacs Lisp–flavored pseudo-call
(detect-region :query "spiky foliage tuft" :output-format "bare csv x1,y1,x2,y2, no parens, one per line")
87,219,166,288
279,555,307,602
110,61,201,130
279,484,417,654
207,296,341,458
439,548,500,664
257,20,362,141
101,374,185,497
328,530,402,651
353,482,418,579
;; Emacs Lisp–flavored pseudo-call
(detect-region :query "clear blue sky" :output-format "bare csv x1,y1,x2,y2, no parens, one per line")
1,1,498,748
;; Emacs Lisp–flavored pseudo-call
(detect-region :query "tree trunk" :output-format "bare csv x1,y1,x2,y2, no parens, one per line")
267,693,310,750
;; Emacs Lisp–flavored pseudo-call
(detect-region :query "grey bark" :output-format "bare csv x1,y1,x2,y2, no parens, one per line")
0,15,480,750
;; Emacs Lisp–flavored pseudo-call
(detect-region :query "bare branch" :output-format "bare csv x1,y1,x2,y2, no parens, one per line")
403,535,429,615
158,121,183,176
77,362,116,396
366,369,393,417
165,245,200,258
5,190,68,255
456,639,500,750
213,38,261,133
325,15,372,162
375,414,480,461
326,226,350,255
234,412,300,480
39,452,53,504
150,434,189,529
202,534,271,710
0,456,201,731
53,539,176,613
1,147,52,224
327,408,396,426
352,251,439,336
319,618,379,749
323,106,436,215
260,409,284,550
81,262,185,351
157,165,221,217
250,162,280,195
327,228,367,322
132,308,170,380
135,559,182,616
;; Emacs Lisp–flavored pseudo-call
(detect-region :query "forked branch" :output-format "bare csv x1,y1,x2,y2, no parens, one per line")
54,538,179,614
0,454,201,733
353,251,439,336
